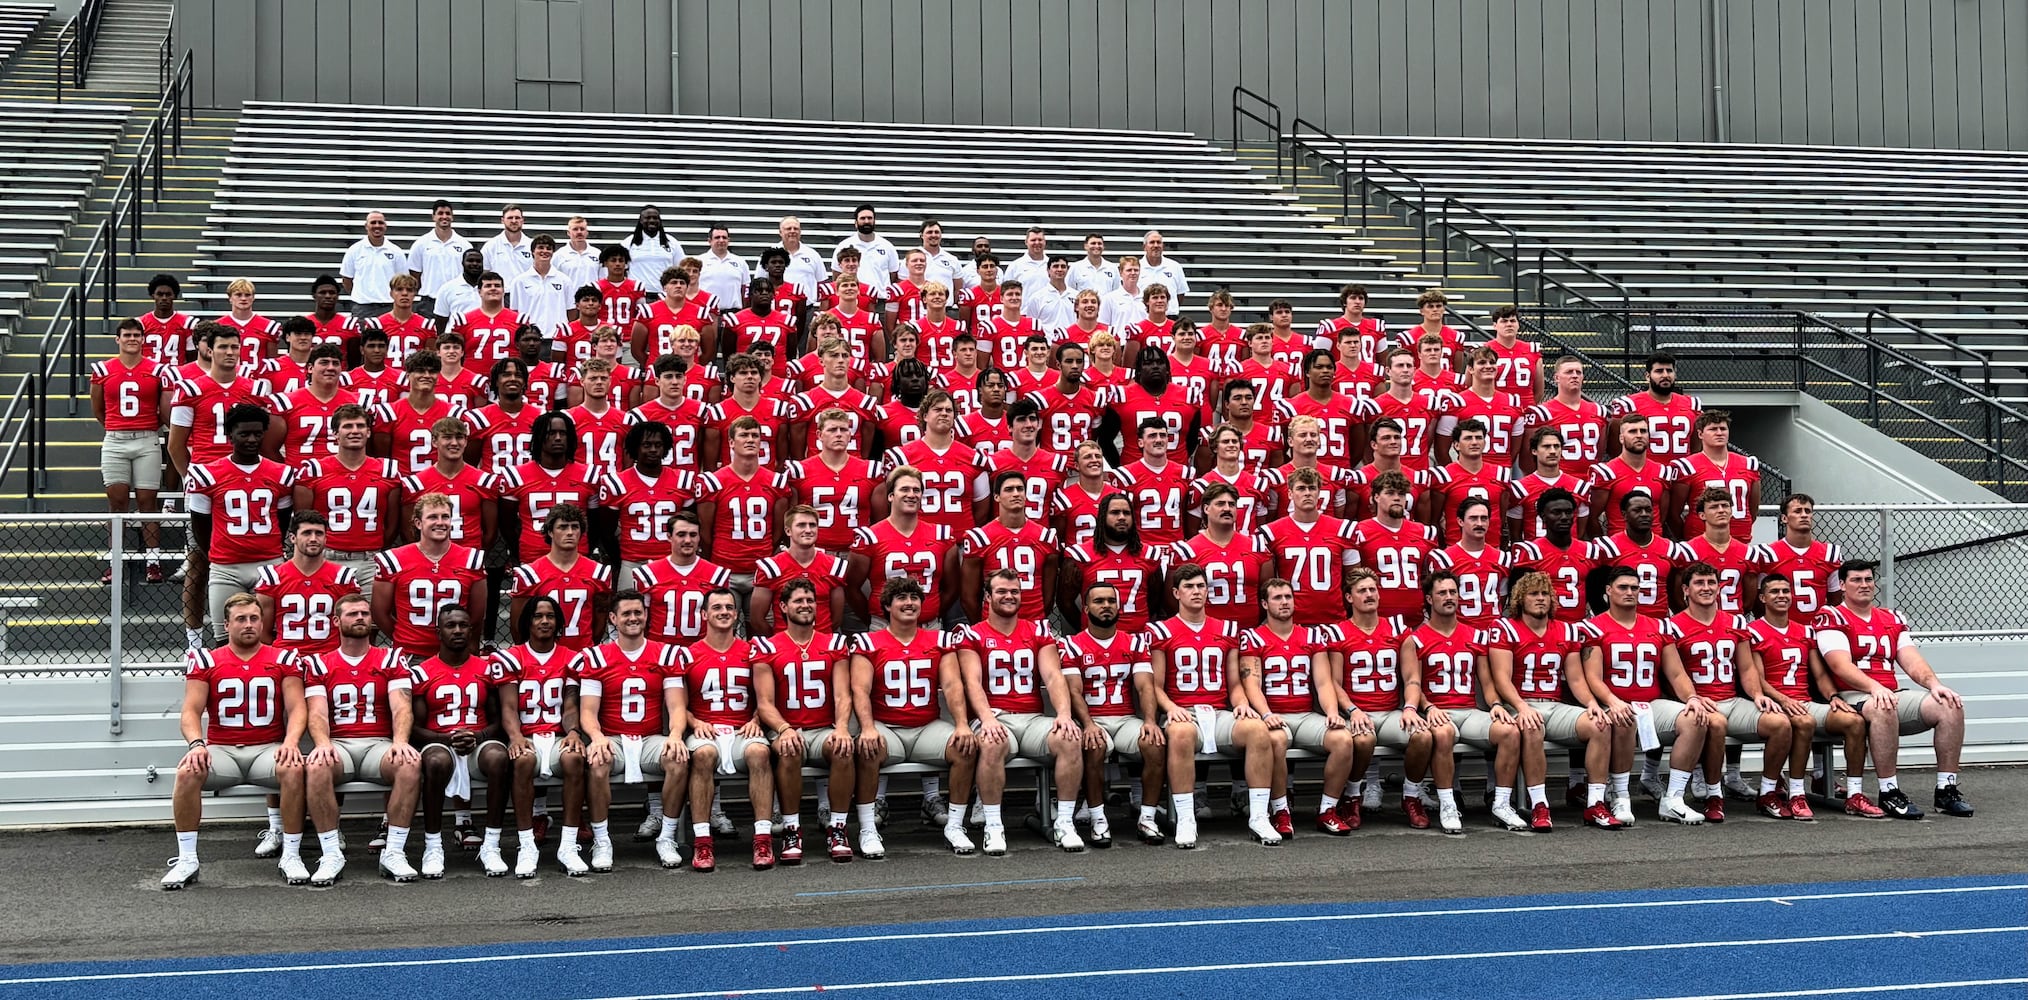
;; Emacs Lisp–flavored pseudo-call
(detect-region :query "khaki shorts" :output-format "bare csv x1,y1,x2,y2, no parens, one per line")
1440,706,1498,751
208,558,282,641
873,720,959,766
333,737,395,783
1163,708,1239,756
685,729,773,771
1286,711,1339,753
1836,689,1933,736
1524,700,1587,748
1714,697,1773,740
785,726,854,765
1650,699,1694,744
1370,709,1415,748
587,734,672,781
1089,714,1146,760
101,430,162,490
977,710,1055,759
203,742,282,791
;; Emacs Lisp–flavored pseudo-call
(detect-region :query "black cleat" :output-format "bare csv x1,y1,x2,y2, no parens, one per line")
1933,784,1974,817
1878,787,1924,820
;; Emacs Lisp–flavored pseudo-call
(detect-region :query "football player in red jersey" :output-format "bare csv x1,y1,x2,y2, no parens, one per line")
960,471,1059,622
1197,288,1247,371
254,512,360,656
448,271,520,368
1103,351,1203,467
1315,282,1388,369
372,493,488,658
216,277,279,366
1399,571,1514,834
403,604,512,878
1668,410,1760,542
167,323,260,478
1593,491,1685,619
164,594,318,890
787,337,878,458
1284,348,1376,470
1259,467,1359,627
1815,560,1972,819
631,354,712,477
1367,349,1438,472
1146,564,1278,847
849,577,967,858
1346,419,1424,522
374,273,434,370
1188,425,1274,535
595,420,693,584
487,595,577,872
1270,416,1355,521
1589,412,1674,538
1309,568,1395,831
1508,487,1596,623
142,272,197,365
884,389,985,540
785,406,882,556
345,325,403,408
1032,342,1107,456
1423,418,1509,546
1509,427,1593,542
371,350,457,473
431,334,490,413
1677,487,1758,614
595,244,650,335
1107,417,1192,548
1058,581,1164,845
93,318,171,583
1052,440,1112,549
292,404,402,600
981,397,1070,522
1401,288,1466,369
554,285,605,367
1198,381,1284,472
1751,493,1843,616
1607,353,1702,467
632,510,730,645
1476,304,1541,401
696,416,791,617
706,354,792,468
569,589,689,873
1061,492,1168,633
1350,471,1439,628
303,593,424,881
259,315,318,395
1748,574,1859,821
1520,356,1610,480
1428,496,1509,630
508,502,612,652
850,465,958,628
1666,562,1764,824
264,343,355,463
565,356,629,482
727,276,793,355
957,570,1083,854
672,588,776,872
185,403,297,646
1173,482,1272,628
1485,572,1595,832
747,499,851,630
1238,578,1332,838
1435,347,1527,467
497,409,597,564
401,418,498,549
1580,566,1712,827
1411,331,1466,403
752,578,857,863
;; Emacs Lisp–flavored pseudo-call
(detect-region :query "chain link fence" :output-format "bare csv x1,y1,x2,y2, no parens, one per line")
1792,504,2028,635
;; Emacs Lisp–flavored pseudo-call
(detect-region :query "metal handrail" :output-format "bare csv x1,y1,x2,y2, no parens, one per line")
53,0,107,102
1230,86,1283,184
1287,118,1430,267
1866,308,1993,398
1437,196,1634,323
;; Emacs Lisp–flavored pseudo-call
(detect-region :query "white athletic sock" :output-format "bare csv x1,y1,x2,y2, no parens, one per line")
1611,772,1631,799
922,776,941,800
754,820,772,836
1938,772,1957,789
1348,779,1366,798
591,821,610,844
944,801,968,831
829,811,848,830
981,804,1003,829
1666,769,1692,797
317,830,342,855
454,809,472,826
1640,755,1661,781
1436,788,1457,809
1877,774,1898,793
424,831,443,850
1587,783,1607,806
645,798,664,819
1247,788,1269,822
1269,795,1289,814
659,817,679,840
385,826,409,852
559,826,578,847
1568,768,1587,789
782,813,801,830
1760,776,1778,795
857,803,879,828
1139,804,1158,823
532,798,549,817
482,827,501,848
1171,792,1195,818
176,830,198,862
1787,778,1806,797
1492,786,1512,810
1845,776,1864,797
1054,801,1074,826
266,807,283,832
691,822,710,839
877,775,890,800
282,832,303,859
1319,794,1339,814
1526,784,1547,807
518,828,536,848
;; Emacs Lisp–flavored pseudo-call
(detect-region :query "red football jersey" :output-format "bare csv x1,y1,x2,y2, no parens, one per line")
1509,471,1593,541
1812,604,1910,692
399,464,496,546
852,520,955,620
632,556,733,642
510,555,614,651
788,385,878,458
572,640,681,738
302,646,410,739
1478,336,1542,399
1509,537,1599,622
1109,383,1201,465
1049,481,1109,549
216,313,280,365
433,366,488,413
567,400,631,484
91,357,166,433
372,543,486,655
495,460,597,562
959,618,1055,714
342,365,403,409
983,448,1070,521
1426,543,1510,629
754,550,851,632
676,637,761,727
1146,615,1238,708
371,396,458,473
1610,391,1703,466
1198,323,1248,371
1396,324,1466,367
1108,458,1190,547
1266,462,1356,521
410,653,494,734
171,371,270,465
1405,621,1484,711
254,559,360,655
1321,615,1406,712
1489,616,1583,702
1580,611,1669,703
1592,532,1686,618
859,627,955,727
975,312,1036,371
1435,387,1528,466
1668,609,1753,702
1057,629,1150,718
1316,315,1390,368
140,310,198,366
1243,623,1320,715
1750,538,1843,617
1232,357,1300,415
1258,514,1358,626
1426,461,1511,546
597,278,650,331
1369,390,1438,471
257,354,312,397
374,311,434,369
705,396,792,468
1031,383,1107,455
1412,367,1466,406
1285,390,1378,469
187,644,298,746
186,457,296,564
696,465,788,571
726,308,790,354
450,307,520,367
1351,517,1440,622
271,387,361,462
293,456,402,553
785,455,881,551
960,520,1058,619
1523,398,1610,479
487,642,573,736
1680,533,1755,613
1589,456,1674,537
1170,530,1272,628
954,410,1010,456
598,466,697,564
1188,467,1274,535
1345,463,1426,523
524,361,571,412
1670,452,1761,542
1066,540,1166,632
1746,617,1816,701
305,312,359,354
753,630,853,729
628,395,709,475
885,438,984,539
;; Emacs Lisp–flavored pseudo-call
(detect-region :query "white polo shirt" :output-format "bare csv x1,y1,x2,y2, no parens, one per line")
433,277,482,320
920,249,977,291
696,250,750,313
508,266,572,337
406,229,471,299
1024,283,1076,333
1135,256,1190,303
775,243,829,297
625,234,685,289
1067,258,1121,297
833,235,902,290
1002,252,1052,297
482,232,534,282
1098,288,1147,329
554,243,600,290
340,238,410,305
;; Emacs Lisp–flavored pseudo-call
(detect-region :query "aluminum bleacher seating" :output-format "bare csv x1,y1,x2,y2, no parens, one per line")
191,101,1451,327
0,3,50,72
0,101,128,344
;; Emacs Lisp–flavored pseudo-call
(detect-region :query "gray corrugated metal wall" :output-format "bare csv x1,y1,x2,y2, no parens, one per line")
177,0,2028,150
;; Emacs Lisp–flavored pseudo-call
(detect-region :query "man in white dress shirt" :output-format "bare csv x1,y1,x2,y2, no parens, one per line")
1131,230,1190,307
340,211,409,322
406,200,471,317
833,204,902,290
917,219,975,292
507,234,571,336
1067,234,1120,296
1004,227,1052,298
696,224,750,315
1022,257,1076,333
555,216,601,289
958,235,997,287
775,216,829,298
481,204,534,283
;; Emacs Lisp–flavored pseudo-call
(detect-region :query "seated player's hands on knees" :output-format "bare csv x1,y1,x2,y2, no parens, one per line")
775,728,805,757
179,743,212,774
1930,683,1962,709
1141,721,1166,746
855,732,885,759
1514,703,1544,731
275,743,304,768
662,739,689,764
306,744,341,767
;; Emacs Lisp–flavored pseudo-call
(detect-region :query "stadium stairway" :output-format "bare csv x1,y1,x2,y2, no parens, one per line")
0,3,51,77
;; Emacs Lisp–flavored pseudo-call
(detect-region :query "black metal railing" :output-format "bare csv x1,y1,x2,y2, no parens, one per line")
1288,117,1429,269
53,0,108,102
1230,86,1283,183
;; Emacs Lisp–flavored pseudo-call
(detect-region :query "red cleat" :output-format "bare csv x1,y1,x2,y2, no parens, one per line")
1845,793,1885,818
1271,807,1293,837
1584,803,1625,829
1315,810,1352,835
1403,797,1431,830
1787,795,1815,821
1337,798,1363,830
690,835,716,872
532,814,551,843
751,834,776,871
1757,791,1787,819
145,562,166,585
1703,795,1726,824
1529,803,1554,831
577,824,593,845
826,826,853,862
778,827,803,865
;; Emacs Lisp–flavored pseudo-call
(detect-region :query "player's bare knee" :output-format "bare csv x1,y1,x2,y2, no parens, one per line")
742,743,771,769
691,743,719,767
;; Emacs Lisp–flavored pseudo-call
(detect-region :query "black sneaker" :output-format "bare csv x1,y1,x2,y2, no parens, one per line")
1879,787,1924,820
1933,785,1974,817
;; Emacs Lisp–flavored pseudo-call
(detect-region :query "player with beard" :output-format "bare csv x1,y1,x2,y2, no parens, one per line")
1589,413,1675,538
1608,353,1702,467
1057,581,1160,845
1060,492,1168,632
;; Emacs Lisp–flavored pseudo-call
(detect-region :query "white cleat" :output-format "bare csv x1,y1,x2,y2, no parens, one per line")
1135,814,1165,845
1721,774,1757,801
513,846,538,879
477,843,509,877
655,836,683,869
1086,810,1112,848
1639,775,1666,800
589,839,615,873
1362,783,1384,811
1610,795,1638,828
709,807,737,837
1247,816,1284,846
1438,801,1464,835
941,825,975,856
1417,782,1440,809
420,842,447,879
1490,803,1529,832
557,843,589,877
378,849,418,883
982,826,1008,856
161,857,200,891
635,814,662,841
310,853,345,887
1051,821,1086,853
858,827,888,860
277,855,311,885
1174,812,1199,849
1659,795,1705,825
921,796,949,827
253,828,283,858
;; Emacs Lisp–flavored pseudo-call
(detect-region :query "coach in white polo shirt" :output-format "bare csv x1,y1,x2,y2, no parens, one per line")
1130,230,1190,306
1067,234,1121,296
917,219,976,292
833,204,902,290
555,216,601,289
340,212,409,321
774,216,829,298
508,234,572,335
696,224,749,314
1003,227,1052,297
482,203,535,282
407,200,472,316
